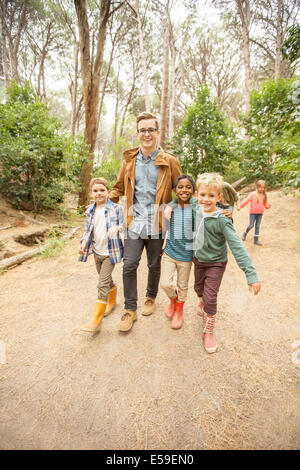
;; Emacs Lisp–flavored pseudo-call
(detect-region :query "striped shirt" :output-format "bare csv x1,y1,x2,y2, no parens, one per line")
164,205,194,262
79,199,124,264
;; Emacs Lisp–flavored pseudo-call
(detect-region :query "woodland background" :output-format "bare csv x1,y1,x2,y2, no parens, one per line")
0,0,299,212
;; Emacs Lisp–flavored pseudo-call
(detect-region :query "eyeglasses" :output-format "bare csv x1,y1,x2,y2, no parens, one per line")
137,128,157,135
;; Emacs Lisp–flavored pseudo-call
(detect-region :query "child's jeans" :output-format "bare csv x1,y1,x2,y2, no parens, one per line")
160,253,192,302
246,213,263,236
94,254,115,299
193,259,227,316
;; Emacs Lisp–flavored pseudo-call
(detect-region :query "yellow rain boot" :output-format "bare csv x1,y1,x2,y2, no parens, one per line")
104,286,117,317
80,299,107,333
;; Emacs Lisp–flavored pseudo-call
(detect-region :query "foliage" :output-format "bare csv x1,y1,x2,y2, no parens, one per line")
281,25,300,64
92,157,121,192
240,77,300,188
170,86,239,178
38,228,66,259
0,81,88,211
63,134,90,191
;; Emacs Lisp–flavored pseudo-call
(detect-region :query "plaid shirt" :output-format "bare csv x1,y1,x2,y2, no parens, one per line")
78,199,124,264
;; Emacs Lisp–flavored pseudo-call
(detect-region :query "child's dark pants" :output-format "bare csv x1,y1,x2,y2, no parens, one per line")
193,259,227,316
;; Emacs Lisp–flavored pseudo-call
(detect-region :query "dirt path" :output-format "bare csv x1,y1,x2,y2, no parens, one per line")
0,190,299,450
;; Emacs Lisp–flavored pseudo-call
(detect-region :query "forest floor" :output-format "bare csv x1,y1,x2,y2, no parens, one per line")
0,188,299,450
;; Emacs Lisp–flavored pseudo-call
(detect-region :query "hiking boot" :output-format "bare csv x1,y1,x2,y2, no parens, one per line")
165,296,178,319
118,310,137,332
242,231,247,241
254,236,262,246
141,297,156,316
171,301,184,329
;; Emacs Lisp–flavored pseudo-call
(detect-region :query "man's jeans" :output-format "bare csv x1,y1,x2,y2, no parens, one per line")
246,213,263,236
123,230,164,311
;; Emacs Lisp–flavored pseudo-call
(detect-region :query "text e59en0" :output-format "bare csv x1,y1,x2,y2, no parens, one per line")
150,454,193,465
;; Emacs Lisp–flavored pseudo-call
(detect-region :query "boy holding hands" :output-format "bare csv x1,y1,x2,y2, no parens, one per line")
78,177,124,334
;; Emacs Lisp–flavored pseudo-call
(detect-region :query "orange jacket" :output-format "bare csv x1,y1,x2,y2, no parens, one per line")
109,146,182,232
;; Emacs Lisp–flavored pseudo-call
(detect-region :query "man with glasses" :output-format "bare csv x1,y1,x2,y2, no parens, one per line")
109,112,182,332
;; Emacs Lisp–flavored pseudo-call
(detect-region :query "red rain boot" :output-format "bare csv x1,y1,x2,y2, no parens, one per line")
203,312,217,353
171,301,184,329
165,296,178,319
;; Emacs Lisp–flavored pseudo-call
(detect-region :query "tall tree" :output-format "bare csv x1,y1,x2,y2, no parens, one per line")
253,0,298,79
74,0,116,207
125,0,151,112
1,0,30,84
212,0,253,112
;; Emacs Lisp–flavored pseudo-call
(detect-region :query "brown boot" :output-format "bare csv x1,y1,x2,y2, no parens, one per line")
118,310,137,332
171,301,184,329
165,296,178,319
203,312,217,353
104,285,117,316
141,297,156,316
80,299,107,333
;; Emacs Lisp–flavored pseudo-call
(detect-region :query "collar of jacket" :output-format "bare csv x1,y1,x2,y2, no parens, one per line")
87,199,115,215
203,209,224,219
123,146,169,167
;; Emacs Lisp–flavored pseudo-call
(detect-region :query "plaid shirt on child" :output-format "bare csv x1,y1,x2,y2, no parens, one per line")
79,199,124,264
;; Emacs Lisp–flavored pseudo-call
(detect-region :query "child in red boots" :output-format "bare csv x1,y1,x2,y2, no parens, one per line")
160,175,196,329
78,177,124,334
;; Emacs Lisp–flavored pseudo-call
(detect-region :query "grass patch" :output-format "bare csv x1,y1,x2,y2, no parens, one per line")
38,228,66,259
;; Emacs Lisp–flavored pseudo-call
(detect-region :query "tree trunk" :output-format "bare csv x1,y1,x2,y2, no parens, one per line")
159,20,170,149
168,31,176,141
0,1,10,88
235,0,252,113
135,0,151,112
126,0,151,112
114,65,120,159
4,0,28,83
274,0,291,78
74,0,111,208
71,42,80,135
120,60,136,138
97,32,117,135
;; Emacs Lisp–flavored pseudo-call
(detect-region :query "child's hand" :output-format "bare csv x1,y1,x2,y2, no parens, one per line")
248,282,261,295
222,209,232,218
164,205,173,220
236,204,240,211
78,240,87,255
266,203,271,209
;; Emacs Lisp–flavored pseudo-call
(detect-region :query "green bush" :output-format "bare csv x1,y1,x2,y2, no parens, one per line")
92,157,121,190
241,77,300,189
0,81,88,211
171,86,239,178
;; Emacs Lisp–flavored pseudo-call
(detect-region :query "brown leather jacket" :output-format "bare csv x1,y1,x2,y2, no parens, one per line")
109,146,182,232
